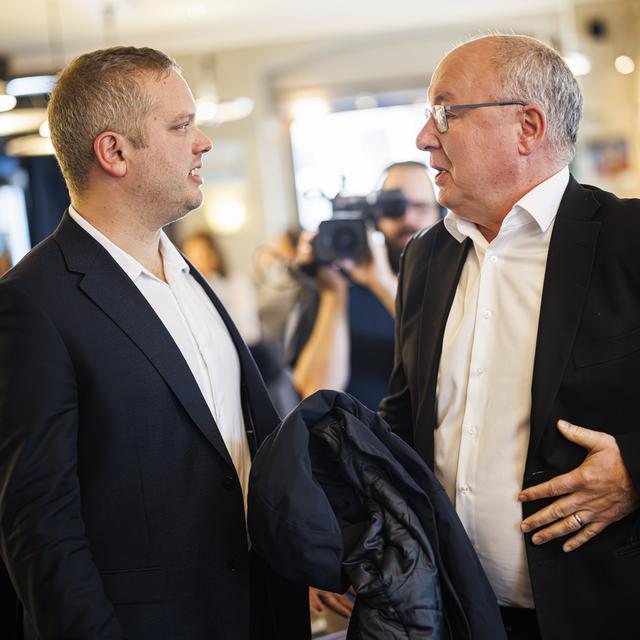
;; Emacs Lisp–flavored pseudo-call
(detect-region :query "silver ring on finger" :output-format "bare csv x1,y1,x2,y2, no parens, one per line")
572,512,584,528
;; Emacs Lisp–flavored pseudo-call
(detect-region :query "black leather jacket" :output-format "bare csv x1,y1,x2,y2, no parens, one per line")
248,390,505,639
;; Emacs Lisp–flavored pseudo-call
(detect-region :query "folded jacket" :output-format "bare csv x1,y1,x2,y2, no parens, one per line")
248,390,506,639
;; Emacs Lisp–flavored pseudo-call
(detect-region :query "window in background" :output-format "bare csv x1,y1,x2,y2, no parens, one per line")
290,100,426,230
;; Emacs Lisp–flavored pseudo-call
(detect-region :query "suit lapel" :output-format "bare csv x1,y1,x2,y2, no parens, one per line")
529,178,601,456
187,265,280,451
55,213,236,469
414,226,471,467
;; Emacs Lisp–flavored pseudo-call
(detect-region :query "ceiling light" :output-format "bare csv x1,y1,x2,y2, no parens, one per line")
0,108,48,136
196,97,218,122
205,194,247,235
563,52,591,77
6,75,57,97
212,97,254,123
0,94,17,112
196,96,254,125
5,134,55,157
615,55,635,75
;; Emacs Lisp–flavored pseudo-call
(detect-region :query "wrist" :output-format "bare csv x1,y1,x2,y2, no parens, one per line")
320,286,349,304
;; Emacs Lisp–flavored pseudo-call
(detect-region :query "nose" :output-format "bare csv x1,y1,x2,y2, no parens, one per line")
195,128,213,155
416,116,441,152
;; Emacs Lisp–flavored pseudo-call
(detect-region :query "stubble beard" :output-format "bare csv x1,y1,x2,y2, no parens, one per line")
150,181,204,229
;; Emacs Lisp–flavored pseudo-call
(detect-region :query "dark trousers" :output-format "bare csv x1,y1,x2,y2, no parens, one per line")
500,607,541,640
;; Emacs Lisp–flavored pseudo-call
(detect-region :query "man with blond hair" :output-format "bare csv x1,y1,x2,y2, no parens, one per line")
0,47,308,640
381,34,640,639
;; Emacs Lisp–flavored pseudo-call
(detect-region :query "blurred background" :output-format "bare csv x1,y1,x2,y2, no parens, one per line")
1,0,639,277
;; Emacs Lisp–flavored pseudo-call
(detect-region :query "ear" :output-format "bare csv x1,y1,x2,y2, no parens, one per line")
93,131,127,178
517,104,546,156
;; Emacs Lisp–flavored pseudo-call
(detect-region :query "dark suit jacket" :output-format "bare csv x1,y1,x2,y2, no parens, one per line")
380,176,640,640
0,212,309,640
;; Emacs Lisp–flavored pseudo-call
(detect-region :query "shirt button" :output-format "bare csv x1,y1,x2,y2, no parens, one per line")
483,310,492,319
459,485,471,494
489,255,499,263
476,367,485,376
223,476,236,491
467,425,477,435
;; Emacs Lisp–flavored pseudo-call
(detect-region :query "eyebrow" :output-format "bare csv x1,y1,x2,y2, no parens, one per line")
430,91,455,104
170,112,196,124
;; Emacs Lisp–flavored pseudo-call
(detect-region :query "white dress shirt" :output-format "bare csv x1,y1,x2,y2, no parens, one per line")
68,207,252,516
435,167,569,607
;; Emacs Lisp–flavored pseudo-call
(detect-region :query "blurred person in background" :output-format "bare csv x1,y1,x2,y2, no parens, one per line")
254,226,301,347
288,161,441,411
0,250,10,277
182,231,261,345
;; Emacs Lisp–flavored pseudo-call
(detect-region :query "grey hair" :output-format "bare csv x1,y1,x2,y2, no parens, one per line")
460,34,583,163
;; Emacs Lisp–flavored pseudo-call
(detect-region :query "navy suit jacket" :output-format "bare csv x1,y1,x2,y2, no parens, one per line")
0,212,309,640
380,177,640,640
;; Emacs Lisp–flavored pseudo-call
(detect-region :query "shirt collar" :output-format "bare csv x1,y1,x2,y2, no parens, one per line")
514,166,569,232
443,166,570,243
67,205,189,282
159,232,190,276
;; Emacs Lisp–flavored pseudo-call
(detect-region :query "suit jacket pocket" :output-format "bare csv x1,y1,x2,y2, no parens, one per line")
100,566,167,604
574,326,640,368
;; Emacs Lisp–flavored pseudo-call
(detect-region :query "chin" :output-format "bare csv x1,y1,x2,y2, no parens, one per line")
184,195,205,214
436,188,449,207
437,190,458,214
163,202,203,227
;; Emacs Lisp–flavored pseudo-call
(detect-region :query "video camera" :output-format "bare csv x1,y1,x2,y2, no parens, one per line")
312,189,408,264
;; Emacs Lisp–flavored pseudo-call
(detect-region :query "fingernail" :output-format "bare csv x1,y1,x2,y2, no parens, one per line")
558,420,569,429
521,523,530,533
518,492,528,502
563,543,574,553
532,535,543,545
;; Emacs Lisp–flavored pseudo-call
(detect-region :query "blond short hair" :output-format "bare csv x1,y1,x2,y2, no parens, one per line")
47,46,180,195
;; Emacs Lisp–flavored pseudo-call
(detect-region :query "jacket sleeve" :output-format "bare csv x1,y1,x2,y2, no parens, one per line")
0,282,124,639
378,241,414,447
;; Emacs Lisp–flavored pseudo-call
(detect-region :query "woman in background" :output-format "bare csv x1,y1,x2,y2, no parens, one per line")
182,231,261,345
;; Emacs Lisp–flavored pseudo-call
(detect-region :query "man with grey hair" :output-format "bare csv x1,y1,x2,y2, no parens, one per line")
380,34,640,640
0,47,308,640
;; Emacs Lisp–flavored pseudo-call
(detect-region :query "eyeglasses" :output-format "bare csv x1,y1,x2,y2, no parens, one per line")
424,101,526,133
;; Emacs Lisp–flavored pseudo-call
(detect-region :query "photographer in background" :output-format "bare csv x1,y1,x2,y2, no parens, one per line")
289,161,441,411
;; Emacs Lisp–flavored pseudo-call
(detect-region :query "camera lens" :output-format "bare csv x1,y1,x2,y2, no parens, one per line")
333,228,357,254
314,218,368,264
